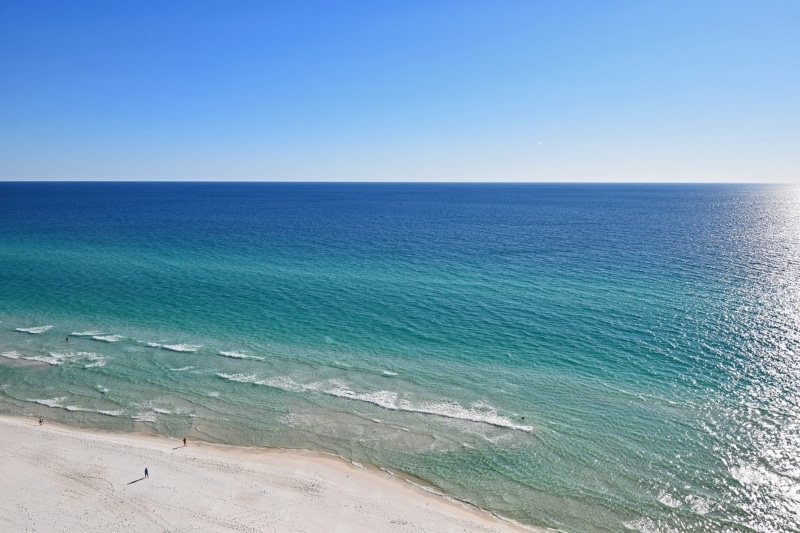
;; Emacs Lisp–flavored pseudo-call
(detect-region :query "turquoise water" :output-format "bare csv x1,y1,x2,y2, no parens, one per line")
1,183,798,531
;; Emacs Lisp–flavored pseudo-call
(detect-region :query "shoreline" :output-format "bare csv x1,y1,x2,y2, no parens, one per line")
0,414,540,532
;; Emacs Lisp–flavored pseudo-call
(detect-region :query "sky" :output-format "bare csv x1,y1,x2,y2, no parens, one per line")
1,1,798,182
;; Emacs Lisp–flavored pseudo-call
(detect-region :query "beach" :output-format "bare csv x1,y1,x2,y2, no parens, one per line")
0,415,534,532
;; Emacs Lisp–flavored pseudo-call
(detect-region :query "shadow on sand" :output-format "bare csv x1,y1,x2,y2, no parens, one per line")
127,477,146,485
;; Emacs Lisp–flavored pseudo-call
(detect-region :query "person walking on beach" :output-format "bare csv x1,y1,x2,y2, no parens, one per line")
144,467,149,479
183,437,187,447
38,416,43,426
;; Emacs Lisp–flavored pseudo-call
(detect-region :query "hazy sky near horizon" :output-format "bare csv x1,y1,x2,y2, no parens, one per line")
1,1,798,183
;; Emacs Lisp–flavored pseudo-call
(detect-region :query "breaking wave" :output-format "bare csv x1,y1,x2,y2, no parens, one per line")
15,325,53,334
219,350,265,361
216,373,532,432
92,335,124,343
20,351,105,367
164,344,201,352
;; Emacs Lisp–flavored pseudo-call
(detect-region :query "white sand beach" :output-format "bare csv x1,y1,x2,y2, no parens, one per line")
0,415,536,532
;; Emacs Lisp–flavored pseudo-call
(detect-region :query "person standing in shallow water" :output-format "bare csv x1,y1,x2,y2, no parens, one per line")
183,437,187,447
144,467,148,478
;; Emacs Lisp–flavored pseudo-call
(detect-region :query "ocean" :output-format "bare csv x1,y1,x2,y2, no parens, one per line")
0,182,797,532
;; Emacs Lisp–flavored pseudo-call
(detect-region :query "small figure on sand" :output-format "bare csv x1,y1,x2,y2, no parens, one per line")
144,467,149,478
183,437,187,447
39,416,43,426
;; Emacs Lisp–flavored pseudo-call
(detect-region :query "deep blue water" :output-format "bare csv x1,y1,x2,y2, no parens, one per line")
1,182,798,532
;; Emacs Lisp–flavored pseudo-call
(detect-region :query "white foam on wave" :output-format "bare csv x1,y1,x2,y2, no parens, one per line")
64,404,124,417
169,366,194,372
328,386,400,410
30,397,67,408
92,335,124,343
16,325,53,334
219,351,265,361
405,400,533,432
96,385,109,394
217,372,258,383
21,351,105,367
22,354,63,365
1,351,20,359
162,344,201,353
219,351,248,359
265,375,321,393
325,385,531,432
658,491,681,508
218,373,532,432
27,398,121,417
146,341,201,353
134,411,158,423
382,370,398,376
71,331,103,337
217,373,320,393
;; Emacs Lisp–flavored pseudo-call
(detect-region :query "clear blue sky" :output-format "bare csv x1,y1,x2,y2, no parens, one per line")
1,1,798,182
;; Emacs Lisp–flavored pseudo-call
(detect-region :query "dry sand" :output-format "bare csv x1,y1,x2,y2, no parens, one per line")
0,415,537,532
